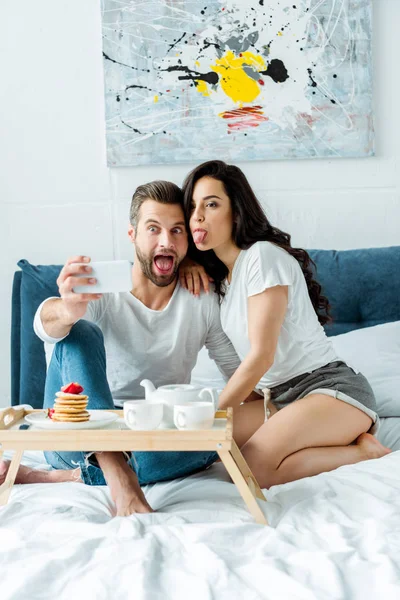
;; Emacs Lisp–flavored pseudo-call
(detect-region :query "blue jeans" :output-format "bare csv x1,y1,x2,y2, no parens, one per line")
44,320,218,486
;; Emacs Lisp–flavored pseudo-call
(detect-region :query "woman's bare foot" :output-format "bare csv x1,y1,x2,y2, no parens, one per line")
356,433,392,460
0,459,81,485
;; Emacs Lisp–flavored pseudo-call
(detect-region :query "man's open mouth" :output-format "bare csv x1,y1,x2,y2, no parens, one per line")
153,254,175,275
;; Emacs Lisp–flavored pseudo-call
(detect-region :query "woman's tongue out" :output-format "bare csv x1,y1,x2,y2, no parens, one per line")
154,254,174,275
193,229,207,244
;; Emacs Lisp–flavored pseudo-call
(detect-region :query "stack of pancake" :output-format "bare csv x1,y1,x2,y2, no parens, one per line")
51,391,90,423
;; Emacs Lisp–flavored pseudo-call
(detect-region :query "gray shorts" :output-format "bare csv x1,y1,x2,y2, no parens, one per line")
266,361,379,434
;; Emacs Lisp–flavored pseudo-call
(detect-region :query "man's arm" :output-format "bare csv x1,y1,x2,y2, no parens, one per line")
36,255,102,339
38,297,79,339
204,316,260,405
203,296,241,383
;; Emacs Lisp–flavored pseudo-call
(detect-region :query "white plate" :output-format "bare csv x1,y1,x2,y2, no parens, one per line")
25,410,119,430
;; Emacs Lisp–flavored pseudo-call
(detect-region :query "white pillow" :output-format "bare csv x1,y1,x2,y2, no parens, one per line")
331,321,400,417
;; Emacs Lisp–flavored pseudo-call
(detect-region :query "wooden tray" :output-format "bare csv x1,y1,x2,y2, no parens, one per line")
0,406,267,524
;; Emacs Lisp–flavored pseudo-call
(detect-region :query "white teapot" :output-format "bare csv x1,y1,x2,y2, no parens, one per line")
140,379,219,429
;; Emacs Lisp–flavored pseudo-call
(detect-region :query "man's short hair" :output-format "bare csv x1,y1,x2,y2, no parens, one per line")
130,181,184,229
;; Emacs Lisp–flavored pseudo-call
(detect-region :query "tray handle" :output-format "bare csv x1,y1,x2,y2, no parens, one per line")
0,407,26,430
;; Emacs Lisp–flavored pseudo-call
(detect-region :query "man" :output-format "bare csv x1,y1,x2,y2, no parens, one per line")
0,181,248,516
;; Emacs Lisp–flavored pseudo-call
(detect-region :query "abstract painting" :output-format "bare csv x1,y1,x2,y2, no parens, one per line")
101,0,374,166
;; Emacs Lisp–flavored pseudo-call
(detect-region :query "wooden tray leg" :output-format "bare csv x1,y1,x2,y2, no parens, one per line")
229,440,266,501
0,449,24,506
218,448,268,525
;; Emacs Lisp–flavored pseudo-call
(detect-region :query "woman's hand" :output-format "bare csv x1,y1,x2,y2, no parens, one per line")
243,390,263,403
179,257,213,296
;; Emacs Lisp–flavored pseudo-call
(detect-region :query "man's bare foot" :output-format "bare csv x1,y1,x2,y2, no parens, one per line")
95,452,154,517
356,433,392,460
111,467,154,517
113,470,155,517
0,459,81,485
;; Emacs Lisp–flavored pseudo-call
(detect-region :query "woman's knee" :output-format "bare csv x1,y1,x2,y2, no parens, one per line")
242,450,278,490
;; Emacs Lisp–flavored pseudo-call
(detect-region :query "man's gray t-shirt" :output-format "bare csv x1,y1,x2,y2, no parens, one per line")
34,283,240,404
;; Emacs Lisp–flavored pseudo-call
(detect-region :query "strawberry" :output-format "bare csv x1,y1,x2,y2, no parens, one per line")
47,408,55,419
61,382,84,394
61,383,74,393
69,383,84,394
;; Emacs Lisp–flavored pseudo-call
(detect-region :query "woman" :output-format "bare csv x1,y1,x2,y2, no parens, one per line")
180,160,390,489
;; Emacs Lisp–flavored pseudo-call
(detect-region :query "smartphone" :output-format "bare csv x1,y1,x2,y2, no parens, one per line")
73,260,132,294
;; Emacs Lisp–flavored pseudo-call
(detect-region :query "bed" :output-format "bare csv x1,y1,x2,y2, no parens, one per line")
2,247,400,599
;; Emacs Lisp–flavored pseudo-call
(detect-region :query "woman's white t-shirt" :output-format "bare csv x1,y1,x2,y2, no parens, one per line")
220,241,338,389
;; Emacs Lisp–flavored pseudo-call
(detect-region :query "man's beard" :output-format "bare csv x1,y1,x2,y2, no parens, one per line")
135,245,181,287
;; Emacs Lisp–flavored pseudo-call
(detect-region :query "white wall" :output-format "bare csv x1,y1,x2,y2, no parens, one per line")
0,0,399,408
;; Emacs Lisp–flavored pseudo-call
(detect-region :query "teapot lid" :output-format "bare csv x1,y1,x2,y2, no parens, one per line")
158,384,200,391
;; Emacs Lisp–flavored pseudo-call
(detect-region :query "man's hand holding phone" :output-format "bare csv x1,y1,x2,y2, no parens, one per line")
57,256,101,324
40,257,133,338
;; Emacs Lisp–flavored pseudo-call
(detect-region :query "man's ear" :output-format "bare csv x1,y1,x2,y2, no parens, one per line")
128,224,136,243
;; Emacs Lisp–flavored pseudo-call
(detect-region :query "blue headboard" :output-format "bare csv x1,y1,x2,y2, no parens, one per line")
310,247,400,335
11,247,400,407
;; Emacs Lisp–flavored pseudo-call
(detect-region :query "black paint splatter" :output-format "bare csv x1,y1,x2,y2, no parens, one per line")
103,51,150,73
307,68,338,105
260,59,289,83
200,40,221,52
126,84,151,92
167,32,186,54
308,68,317,87
161,65,219,86
120,120,169,136
121,120,142,134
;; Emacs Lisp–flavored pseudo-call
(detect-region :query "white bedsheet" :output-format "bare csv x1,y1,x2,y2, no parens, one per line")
1,418,400,600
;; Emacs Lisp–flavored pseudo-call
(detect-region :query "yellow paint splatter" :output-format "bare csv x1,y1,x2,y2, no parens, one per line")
154,95,159,103
195,61,200,67
196,80,210,97
210,50,266,103
277,31,283,36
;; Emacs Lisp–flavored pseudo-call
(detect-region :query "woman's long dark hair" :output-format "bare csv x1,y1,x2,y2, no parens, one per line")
182,160,331,326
